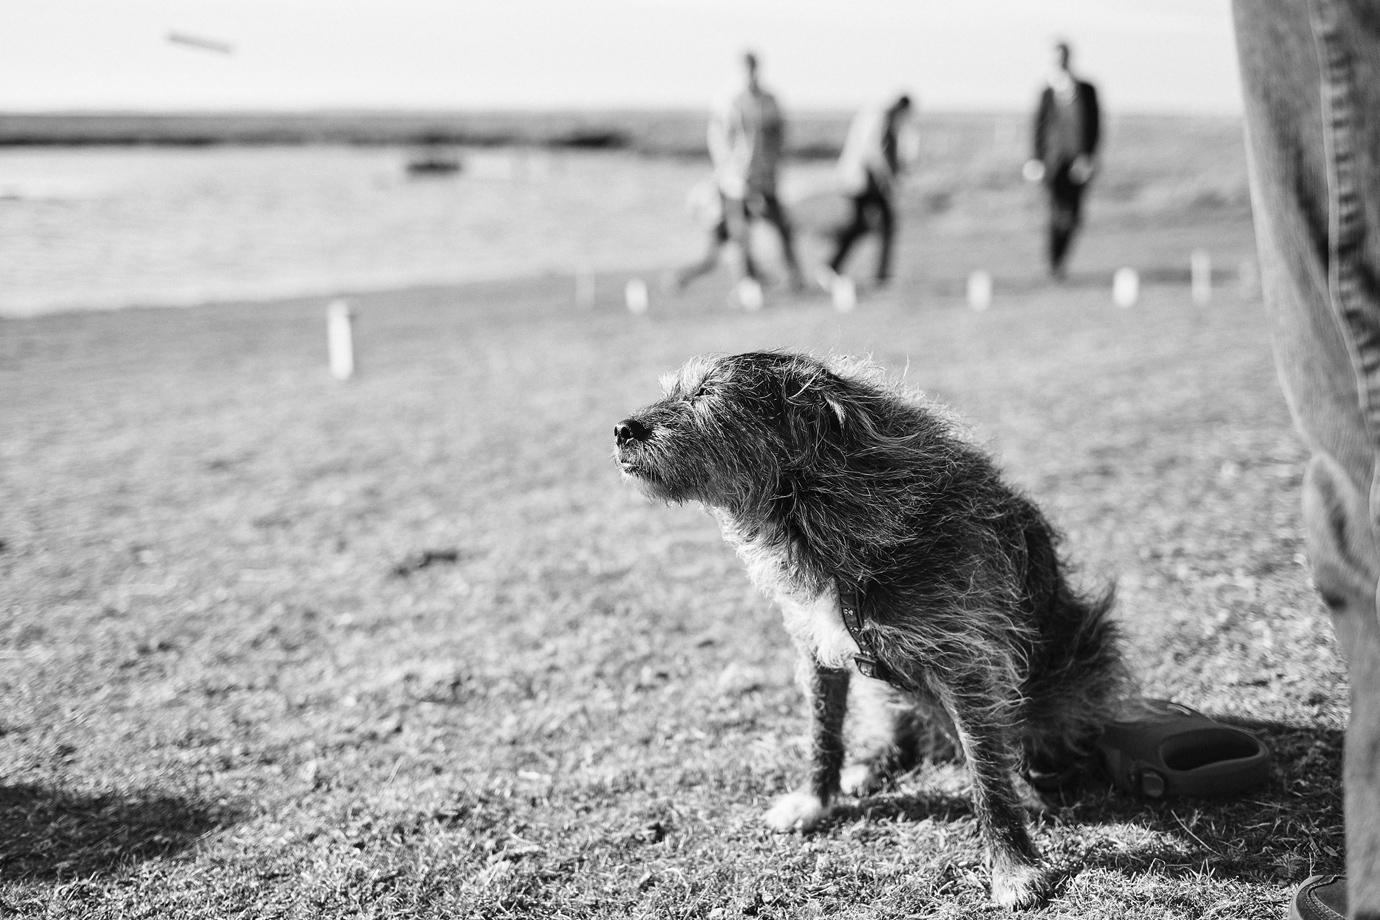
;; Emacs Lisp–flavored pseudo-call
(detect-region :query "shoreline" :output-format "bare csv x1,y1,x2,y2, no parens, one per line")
0,109,1241,157
0,272,587,325
0,108,848,159
0,260,688,323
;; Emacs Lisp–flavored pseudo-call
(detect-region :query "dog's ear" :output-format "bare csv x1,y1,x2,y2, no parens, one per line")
780,372,849,456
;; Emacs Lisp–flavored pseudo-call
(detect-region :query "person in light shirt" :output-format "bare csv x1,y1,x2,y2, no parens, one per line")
674,51,804,305
821,93,918,290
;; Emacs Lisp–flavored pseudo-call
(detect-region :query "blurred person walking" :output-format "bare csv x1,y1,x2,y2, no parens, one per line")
1234,3,1380,919
819,93,918,292
674,51,805,305
1024,41,1100,279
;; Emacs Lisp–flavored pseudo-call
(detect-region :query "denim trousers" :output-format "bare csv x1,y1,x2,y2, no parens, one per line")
1235,1,1380,915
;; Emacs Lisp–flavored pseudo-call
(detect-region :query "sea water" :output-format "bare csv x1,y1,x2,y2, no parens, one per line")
0,146,742,317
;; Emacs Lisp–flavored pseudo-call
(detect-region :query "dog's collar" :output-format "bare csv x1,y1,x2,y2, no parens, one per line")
836,580,899,686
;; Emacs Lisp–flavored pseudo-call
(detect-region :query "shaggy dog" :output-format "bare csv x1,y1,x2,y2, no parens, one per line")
613,351,1130,908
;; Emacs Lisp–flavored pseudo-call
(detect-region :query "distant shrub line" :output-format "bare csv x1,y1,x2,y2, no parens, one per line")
0,111,853,158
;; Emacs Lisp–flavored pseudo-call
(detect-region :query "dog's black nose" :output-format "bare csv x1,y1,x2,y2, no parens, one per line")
614,417,650,445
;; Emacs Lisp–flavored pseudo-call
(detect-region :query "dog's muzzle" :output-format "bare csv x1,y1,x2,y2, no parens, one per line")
614,417,651,447
614,417,652,473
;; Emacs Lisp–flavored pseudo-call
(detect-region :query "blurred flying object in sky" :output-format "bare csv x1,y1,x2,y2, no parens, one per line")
167,31,234,55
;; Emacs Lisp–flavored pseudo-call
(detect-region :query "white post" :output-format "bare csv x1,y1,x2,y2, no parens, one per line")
735,277,764,312
966,270,993,311
327,299,355,380
1190,249,1211,305
575,264,596,308
1113,268,1139,307
625,278,649,314
831,276,857,313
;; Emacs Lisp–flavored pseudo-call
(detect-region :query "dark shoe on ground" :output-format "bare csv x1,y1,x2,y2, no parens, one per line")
1291,875,1346,920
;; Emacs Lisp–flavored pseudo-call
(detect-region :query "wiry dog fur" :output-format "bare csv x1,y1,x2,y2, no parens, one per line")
613,351,1132,909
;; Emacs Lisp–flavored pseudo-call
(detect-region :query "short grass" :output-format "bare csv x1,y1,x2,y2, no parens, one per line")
0,154,1345,918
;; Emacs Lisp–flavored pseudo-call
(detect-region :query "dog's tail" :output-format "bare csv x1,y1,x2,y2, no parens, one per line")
1022,573,1132,773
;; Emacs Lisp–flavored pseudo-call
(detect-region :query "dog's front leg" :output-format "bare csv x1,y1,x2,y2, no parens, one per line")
939,677,1050,909
764,653,849,832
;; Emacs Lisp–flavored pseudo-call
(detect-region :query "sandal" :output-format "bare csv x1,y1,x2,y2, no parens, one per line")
1096,698,1271,798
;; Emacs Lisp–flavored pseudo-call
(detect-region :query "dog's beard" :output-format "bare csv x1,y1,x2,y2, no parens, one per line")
614,444,673,499
614,442,713,505
613,444,642,477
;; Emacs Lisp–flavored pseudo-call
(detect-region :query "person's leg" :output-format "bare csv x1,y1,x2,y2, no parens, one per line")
676,218,729,288
1065,181,1085,262
874,190,896,285
761,192,805,287
725,195,758,280
828,194,870,275
1046,165,1078,277
1234,2,1380,916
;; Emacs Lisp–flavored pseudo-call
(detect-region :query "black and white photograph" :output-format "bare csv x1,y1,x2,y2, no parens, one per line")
1,2,1373,917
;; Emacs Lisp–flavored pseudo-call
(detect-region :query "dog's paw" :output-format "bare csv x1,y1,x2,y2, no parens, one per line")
840,763,888,797
990,862,1051,910
763,790,831,832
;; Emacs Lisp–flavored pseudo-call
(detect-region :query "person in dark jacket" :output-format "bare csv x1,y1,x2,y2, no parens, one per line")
1024,41,1100,278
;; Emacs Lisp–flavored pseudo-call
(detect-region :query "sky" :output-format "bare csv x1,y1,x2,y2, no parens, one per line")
1,1,1242,114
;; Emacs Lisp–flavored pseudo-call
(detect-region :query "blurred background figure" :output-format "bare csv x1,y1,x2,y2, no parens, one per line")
820,92,918,293
675,51,804,306
1025,40,1101,279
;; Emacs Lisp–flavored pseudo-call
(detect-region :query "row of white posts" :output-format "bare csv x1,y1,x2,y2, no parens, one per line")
579,250,1238,318
324,250,1247,378
969,249,1236,311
